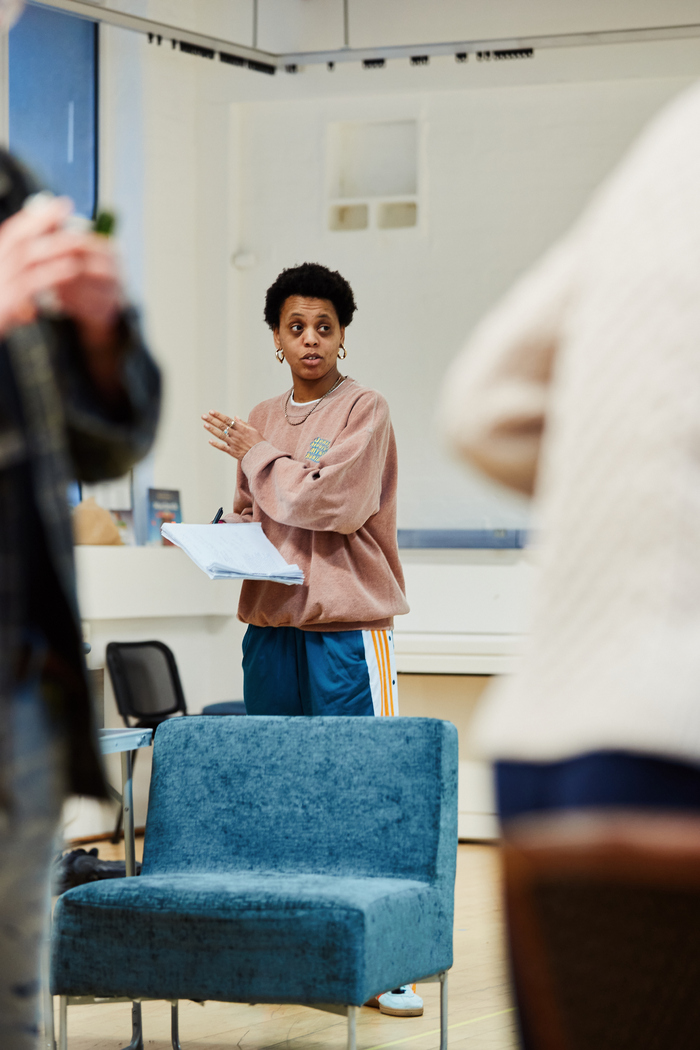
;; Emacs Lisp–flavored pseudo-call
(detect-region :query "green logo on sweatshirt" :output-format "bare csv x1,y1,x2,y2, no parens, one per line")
306,437,331,463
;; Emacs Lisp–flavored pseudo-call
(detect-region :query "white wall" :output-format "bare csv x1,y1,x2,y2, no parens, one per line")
100,20,243,526
99,15,700,530
71,10,700,841
230,72,693,529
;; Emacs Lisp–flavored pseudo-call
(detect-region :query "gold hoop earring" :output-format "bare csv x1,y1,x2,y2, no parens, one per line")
338,345,347,360
275,348,285,363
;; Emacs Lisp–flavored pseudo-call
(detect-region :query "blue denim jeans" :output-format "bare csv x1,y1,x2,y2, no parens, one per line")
0,672,66,1049
495,750,700,820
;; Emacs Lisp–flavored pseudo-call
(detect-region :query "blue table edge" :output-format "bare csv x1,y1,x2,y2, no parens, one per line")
397,528,527,549
99,728,153,755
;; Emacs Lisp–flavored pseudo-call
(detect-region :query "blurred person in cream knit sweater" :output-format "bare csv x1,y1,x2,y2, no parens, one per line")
441,82,700,819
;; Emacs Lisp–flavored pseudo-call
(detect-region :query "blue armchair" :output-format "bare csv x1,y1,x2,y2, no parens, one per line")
52,716,458,1049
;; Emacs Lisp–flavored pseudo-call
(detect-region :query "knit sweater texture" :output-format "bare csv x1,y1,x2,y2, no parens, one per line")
228,377,409,632
441,82,700,765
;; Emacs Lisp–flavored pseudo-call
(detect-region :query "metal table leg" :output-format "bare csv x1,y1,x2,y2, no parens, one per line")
42,878,55,1050
42,969,54,1050
120,750,136,878
120,749,141,1046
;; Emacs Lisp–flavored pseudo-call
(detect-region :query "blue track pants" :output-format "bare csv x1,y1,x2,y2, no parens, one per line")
242,625,398,717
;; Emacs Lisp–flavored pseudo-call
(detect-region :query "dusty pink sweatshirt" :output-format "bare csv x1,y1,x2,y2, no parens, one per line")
227,377,409,631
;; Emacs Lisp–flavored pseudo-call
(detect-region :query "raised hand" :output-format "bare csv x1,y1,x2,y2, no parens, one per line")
0,195,128,396
202,409,265,461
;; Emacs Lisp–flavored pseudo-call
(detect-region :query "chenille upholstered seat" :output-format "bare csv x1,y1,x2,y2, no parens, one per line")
51,716,457,1049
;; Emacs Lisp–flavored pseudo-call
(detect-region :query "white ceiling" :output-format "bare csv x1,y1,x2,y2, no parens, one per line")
90,0,700,54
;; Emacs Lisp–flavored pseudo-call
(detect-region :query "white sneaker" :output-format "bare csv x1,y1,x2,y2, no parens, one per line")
377,986,424,1017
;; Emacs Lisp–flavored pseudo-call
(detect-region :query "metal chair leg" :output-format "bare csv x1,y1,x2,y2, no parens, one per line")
59,996,68,1050
42,989,55,1050
346,1004,357,1050
121,1001,144,1050
439,971,448,1050
41,896,55,1050
171,1001,183,1050
111,799,124,844
111,748,139,844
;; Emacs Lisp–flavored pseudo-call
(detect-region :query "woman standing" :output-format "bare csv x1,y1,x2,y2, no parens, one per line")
202,262,420,1017
203,262,408,719
203,262,408,721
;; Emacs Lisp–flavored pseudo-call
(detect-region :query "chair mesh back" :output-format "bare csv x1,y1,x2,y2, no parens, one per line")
107,642,185,721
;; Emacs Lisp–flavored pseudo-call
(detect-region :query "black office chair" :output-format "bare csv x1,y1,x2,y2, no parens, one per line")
105,640,245,841
107,640,187,731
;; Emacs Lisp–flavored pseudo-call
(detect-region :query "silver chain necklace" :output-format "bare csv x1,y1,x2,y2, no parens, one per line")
284,374,346,426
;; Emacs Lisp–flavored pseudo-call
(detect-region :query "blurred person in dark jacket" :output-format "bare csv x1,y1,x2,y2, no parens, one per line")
0,13,160,1043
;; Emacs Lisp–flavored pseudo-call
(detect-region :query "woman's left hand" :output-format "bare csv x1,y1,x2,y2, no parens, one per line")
202,409,265,461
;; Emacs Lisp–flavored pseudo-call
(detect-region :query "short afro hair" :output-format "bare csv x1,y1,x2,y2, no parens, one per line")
264,262,357,329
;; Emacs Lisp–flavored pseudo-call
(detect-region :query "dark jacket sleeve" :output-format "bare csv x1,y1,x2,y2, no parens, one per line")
49,309,161,482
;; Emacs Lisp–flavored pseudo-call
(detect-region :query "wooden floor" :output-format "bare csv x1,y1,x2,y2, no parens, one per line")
58,839,517,1050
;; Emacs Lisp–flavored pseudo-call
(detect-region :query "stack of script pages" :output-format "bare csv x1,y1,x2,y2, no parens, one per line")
161,522,304,585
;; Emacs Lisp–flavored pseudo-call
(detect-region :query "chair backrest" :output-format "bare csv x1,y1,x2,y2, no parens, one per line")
142,716,458,884
106,641,187,725
502,810,700,1050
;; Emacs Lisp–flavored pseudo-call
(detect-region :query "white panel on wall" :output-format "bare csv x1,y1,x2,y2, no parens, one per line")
399,550,536,636
328,119,419,231
332,120,417,198
329,203,368,231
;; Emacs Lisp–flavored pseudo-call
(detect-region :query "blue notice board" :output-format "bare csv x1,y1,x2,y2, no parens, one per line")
397,529,527,549
9,4,97,218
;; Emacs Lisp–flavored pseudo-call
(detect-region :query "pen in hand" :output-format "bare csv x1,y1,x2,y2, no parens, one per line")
211,507,223,524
